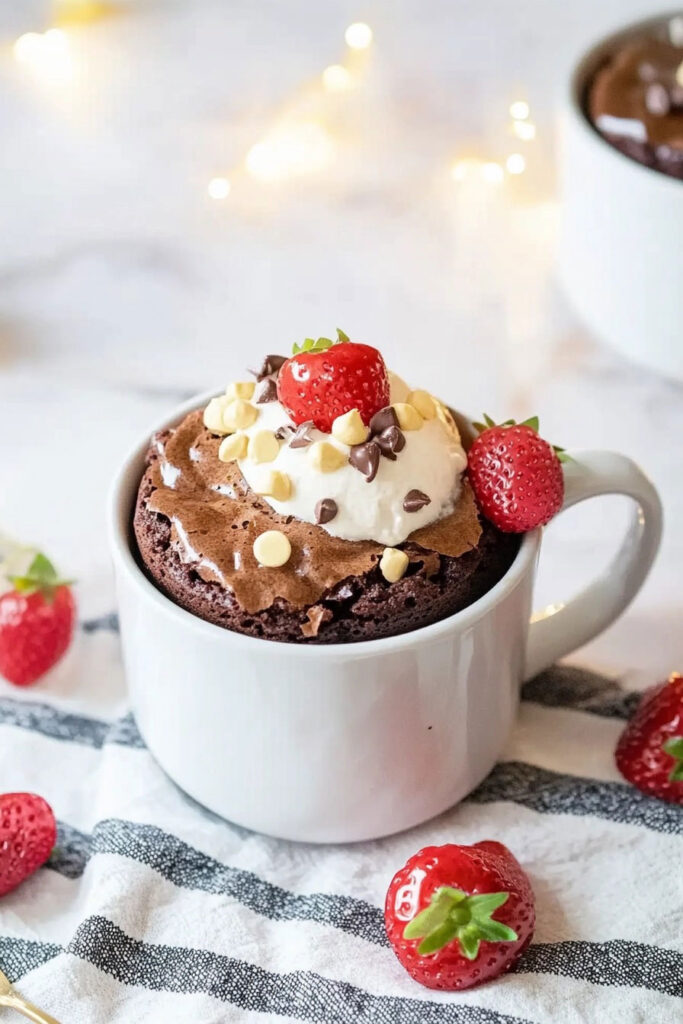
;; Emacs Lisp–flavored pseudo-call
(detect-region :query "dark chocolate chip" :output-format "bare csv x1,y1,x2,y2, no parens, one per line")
315,498,338,525
670,84,683,110
254,377,278,403
369,406,399,435
250,354,287,380
645,82,671,116
376,425,406,460
275,424,295,440
349,440,380,482
403,489,431,513
289,421,315,449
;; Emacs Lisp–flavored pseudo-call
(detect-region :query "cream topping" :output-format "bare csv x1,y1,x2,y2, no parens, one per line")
231,372,468,546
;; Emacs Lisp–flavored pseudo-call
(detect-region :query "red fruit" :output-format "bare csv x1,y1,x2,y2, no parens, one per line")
385,840,535,991
277,331,390,432
0,552,76,687
0,793,57,897
615,673,683,804
468,417,565,533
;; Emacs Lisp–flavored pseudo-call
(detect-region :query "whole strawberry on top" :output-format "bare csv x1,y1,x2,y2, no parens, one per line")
385,840,535,991
615,673,683,804
0,550,75,686
468,415,567,533
277,328,390,433
0,792,56,897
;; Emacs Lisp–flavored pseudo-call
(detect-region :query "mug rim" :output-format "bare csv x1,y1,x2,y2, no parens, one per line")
108,390,541,659
566,9,683,196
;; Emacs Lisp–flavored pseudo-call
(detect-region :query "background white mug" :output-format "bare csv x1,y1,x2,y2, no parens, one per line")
559,13,683,380
109,394,662,843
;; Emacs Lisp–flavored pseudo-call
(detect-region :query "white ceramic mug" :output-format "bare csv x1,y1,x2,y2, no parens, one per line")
559,13,683,380
108,394,662,843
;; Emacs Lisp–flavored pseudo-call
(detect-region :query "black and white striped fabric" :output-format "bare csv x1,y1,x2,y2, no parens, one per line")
0,622,681,1024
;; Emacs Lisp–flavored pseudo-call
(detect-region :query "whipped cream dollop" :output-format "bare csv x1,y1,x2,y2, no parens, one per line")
226,371,468,547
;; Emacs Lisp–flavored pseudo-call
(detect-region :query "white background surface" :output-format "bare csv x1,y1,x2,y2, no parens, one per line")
0,0,680,703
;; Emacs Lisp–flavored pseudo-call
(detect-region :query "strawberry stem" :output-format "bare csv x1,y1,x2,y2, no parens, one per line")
292,329,350,355
472,414,572,463
10,552,73,602
663,737,683,782
403,886,517,960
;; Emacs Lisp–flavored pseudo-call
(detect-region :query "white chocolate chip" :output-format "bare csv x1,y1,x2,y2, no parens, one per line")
247,430,280,464
380,547,409,583
253,469,292,502
222,398,259,433
435,400,460,439
204,396,230,435
308,441,347,473
407,389,437,420
331,408,369,446
253,530,291,567
393,403,423,431
218,433,248,462
225,380,256,401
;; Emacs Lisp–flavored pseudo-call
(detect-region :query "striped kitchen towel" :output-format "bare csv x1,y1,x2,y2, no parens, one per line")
0,622,681,1024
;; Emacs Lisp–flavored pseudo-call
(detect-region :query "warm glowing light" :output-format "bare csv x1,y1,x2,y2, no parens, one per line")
208,177,231,199
451,158,503,184
509,100,529,121
676,61,683,88
13,32,44,63
451,158,478,182
506,153,526,175
512,120,536,141
322,64,353,91
345,22,373,49
482,161,504,184
13,28,73,83
246,123,334,183
54,0,117,25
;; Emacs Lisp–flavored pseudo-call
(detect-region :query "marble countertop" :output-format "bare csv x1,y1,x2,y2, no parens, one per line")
0,0,679,702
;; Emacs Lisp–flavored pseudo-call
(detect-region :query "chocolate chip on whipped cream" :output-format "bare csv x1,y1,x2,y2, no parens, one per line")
254,377,278,404
375,425,405,461
349,440,381,482
369,406,399,434
315,498,338,525
403,489,431,513
289,421,315,449
250,354,287,381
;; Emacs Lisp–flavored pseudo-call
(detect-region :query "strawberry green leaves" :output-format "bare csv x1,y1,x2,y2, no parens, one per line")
471,413,571,464
663,737,683,782
10,553,72,602
403,886,517,960
291,327,350,355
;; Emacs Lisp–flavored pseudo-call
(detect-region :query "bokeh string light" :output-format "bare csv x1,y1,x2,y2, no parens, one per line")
9,12,531,198
207,177,231,200
344,22,373,50
13,27,74,85
322,63,353,92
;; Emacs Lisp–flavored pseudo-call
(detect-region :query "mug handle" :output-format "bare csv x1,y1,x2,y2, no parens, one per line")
524,450,662,681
